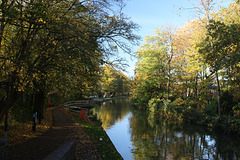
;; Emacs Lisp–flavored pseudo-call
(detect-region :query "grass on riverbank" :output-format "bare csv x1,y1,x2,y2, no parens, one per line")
71,113,123,160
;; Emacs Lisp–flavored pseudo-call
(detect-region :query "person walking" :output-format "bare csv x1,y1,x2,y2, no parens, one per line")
32,111,37,132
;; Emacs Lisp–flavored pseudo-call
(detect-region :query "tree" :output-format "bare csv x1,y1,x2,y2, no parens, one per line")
188,0,229,116
0,0,140,138
133,27,180,109
176,19,209,108
100,64,131,96
132,0,240,116
198,1,240,116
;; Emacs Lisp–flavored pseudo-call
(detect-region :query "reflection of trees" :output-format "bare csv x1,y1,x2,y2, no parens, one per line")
91,99,240,159
213,134,240,160
130,110,240,159
91,99,131,129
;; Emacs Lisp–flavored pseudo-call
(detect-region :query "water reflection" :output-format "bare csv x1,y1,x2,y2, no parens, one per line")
91,99,131,130
91,99,240,160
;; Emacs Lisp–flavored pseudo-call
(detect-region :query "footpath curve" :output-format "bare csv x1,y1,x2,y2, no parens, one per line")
9,106,101,160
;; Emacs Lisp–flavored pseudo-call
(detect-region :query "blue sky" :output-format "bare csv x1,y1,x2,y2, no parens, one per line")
120,0,234,77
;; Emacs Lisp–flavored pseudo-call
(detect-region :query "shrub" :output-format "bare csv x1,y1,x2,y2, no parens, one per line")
185,97,196,107
221,90,237,115
203,101,218,117
148,98,163,114
181,106,203,124
172,98,185,106
233,103,240,118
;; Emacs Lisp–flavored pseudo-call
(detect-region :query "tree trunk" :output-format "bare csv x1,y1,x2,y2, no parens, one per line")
167,71,170,99
3,75,16,139
215,70,221,116
4,80,11,139
195,74,198,108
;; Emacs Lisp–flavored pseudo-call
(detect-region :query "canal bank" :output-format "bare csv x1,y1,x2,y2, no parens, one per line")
93,96,130,103
7,106,121,160
70,112,123,160
91,98,240,160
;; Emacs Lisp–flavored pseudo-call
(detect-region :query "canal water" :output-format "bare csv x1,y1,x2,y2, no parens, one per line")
90,98,240,160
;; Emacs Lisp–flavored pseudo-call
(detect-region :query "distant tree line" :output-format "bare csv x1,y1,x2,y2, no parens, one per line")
100,64,132,97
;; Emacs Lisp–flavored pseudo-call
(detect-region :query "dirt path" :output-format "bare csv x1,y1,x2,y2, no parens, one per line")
8,107,101,160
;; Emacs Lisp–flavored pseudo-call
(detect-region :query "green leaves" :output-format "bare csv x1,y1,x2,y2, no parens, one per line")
199,18,240,70
133,1,240,115
0,0,140,121
100,65,131,96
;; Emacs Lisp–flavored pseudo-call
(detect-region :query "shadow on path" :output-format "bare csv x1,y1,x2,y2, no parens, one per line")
8,107,101,160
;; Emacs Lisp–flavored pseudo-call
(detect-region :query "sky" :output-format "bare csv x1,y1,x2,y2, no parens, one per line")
119,0,234,77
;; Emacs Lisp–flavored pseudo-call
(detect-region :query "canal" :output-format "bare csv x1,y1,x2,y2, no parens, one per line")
90,98,240,160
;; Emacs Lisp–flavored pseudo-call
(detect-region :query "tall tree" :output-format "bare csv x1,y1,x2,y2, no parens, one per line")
133,27,179,108
199,2,240,113
0,0,140,137
189,0,226,116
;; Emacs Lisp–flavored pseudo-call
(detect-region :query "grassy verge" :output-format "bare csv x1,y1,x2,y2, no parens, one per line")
71,112,123,160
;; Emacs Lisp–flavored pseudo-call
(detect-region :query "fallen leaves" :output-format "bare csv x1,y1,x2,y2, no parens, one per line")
0,107,53,146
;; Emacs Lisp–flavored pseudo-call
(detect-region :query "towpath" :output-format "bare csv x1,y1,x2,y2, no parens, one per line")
8,107,101,160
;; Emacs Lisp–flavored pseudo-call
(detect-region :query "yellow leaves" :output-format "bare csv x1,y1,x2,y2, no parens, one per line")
38,18,46,24
0,108,53,147
143,75,148,80
32,73,37,78
53,41,57,46
237,62,240,67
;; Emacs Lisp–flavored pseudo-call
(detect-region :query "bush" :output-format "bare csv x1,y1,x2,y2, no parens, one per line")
233,103,240,118
185,97,196,107
148,98,163,114
172,98,185,106
221,90,237,115
180,106,203,124
203,101,218,117
172,105,184,114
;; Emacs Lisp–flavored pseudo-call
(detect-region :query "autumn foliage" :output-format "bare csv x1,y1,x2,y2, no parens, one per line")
132,1,240,134
0,0,139,134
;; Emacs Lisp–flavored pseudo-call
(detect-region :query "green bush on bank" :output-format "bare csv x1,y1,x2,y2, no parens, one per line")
233,103,240,118
147,97,240,135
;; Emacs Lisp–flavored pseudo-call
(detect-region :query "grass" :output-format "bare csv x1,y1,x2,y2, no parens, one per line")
71,112,123,160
